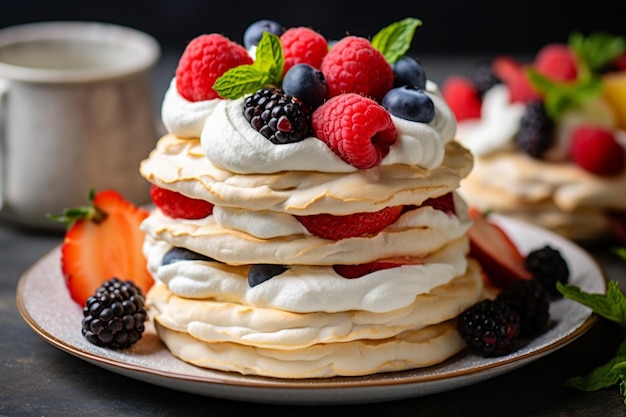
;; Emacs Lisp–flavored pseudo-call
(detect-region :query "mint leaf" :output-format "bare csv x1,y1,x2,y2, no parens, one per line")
570,32,626,73
213,32,284,99
371,17,422,64
557,281,626,326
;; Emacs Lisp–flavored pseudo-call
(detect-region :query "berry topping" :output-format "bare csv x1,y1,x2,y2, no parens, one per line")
468,61,501,98
150,184,214,219
467,207,533,289
441,76,482,121
311,93,397,169
422,192,456,216
381,85,435,123
162,247,217,266
321,36,394,102
516,99,555,158
282,63,329,109
458,299,521,357
570,125,626,176
524,245,570,299
492,55,539,103
295,205,404,240
49,189,153,307
280,26,328,75
175,33,253,102
243,19,285,49
248,264,288,287
333,260,405,279
534,43,578,82
243,87,312,144
81,278,147,349
392,55,427,90
496,279,551,336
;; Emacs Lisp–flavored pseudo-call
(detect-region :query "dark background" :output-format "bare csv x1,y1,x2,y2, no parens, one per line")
1,0,624,55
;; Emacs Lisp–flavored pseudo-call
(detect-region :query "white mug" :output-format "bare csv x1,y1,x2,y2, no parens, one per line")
0,21,160,230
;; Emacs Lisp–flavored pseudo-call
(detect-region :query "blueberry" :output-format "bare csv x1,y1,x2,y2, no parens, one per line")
382,86,435,123
243,19,285,49
392,56,427,90
248,264,288,287
162,247,216,266
282,63,328,109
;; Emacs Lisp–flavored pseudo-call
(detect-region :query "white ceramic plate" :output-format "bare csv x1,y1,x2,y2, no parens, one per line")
16,215,605,405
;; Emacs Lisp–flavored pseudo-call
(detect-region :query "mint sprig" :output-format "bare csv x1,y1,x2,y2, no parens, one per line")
557,249,626,404
371,17,422,64
569,32,626,74
213,32,284,99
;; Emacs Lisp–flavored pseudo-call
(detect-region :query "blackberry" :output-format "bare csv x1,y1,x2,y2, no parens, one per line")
524,245,570,299
81,278,147,349
243,88,311,144
458,299,521,357
469,61,501,98
516,99,555,158
497,279,551,336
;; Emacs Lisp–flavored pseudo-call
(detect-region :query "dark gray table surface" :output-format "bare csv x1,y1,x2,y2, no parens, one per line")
2,53,626,417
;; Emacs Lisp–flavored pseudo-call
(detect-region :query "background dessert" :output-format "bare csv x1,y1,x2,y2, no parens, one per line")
442,32,626,244
138,18,487,378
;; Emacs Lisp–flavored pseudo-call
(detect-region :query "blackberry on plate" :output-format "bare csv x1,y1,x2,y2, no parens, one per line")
524,245,570,299
497,279,551,336
516,99,555,159
243,88,311,144
458,299,521,357
81,278,147,350
469,61,501,98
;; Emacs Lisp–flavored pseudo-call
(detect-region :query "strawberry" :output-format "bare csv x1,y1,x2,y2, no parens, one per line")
441,76,482,121
150,184,214,219
467,207,532,289
533,43,578,82
492,55,539,103
295,205,404,240
311,93,397,169
333,260,403,279
175,33,253,102
320,36,394,102
570,125,626,176
49,189,153,306
280,26,328,75
422,192,456,216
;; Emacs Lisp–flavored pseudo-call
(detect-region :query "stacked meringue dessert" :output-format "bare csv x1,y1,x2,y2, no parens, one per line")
442,32,626,243
139,18,485,378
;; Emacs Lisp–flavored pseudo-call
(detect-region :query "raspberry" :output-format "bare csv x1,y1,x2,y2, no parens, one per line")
516,99,555,158
492,55,539,103
570,125,626,176
458,299,521,357
81,278,147,350
295,205,404,240
175,34,253,102
496,279,551,336
280,27,328,75
534,43,578,82
243,88,311,144
321,36,394,102
441,76,482,121
150,184,214,219
311,93,396,169
524,245,570,299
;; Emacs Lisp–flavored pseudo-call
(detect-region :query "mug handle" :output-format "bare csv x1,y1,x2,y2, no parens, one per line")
0,79,8,210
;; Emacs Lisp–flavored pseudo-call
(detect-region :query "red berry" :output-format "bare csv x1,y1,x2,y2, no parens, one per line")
422,192,456,216
441,76,482,121
534,43,578,82
492,56,539,103
570,126,626,176
280,27,328,75
175,34,253,102
321,36,394,102
150,185,214,219
311,93,397,169
333,261,403,279
295,205,404,240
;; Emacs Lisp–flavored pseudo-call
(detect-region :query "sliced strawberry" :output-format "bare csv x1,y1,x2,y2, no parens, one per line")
333,261,403,279
422,192,456,216
150,184,214,219
50,189,153,306
295,205,404,240
467,207,532,289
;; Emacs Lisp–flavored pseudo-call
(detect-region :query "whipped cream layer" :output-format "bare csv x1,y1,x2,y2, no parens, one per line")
140,135,473,216
161,78,458,174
